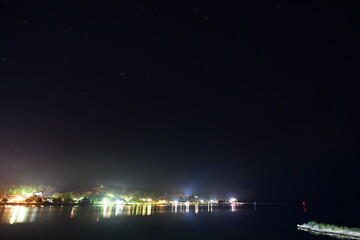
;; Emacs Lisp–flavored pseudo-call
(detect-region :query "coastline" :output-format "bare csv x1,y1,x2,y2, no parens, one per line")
0,202,85,206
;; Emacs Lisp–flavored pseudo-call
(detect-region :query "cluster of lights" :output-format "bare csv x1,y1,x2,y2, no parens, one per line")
229,198,237,203
3,190,239,206
7,195,26,203
101,198,126,205
140,198,153,202
170,198,239,205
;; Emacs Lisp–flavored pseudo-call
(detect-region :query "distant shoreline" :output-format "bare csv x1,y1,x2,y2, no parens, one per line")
0,202,83,206
0,202,289,207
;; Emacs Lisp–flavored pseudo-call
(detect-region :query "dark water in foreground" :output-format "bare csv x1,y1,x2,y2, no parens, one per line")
0,203,359,240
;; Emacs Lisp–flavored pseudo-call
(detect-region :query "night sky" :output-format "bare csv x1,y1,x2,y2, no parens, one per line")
0,1,359,200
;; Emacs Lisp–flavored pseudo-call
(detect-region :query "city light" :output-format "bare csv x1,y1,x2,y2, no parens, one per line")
102,198,109,205
229,198,237,203
23,193,32,198
7,195,26,203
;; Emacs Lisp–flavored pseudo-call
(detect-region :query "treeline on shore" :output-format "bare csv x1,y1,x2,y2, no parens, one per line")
0,183,196,204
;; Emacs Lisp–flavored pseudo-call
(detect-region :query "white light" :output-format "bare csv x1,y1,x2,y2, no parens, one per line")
102,198,109,205
23,193,32,198
229,198,237,203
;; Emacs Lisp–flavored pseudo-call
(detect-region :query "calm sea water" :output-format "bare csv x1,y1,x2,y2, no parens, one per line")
0,202,359,240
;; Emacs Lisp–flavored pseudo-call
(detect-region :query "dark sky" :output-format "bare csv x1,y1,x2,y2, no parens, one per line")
0,1,359,200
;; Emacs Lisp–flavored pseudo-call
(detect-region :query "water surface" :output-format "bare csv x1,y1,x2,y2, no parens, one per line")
0,203,358,240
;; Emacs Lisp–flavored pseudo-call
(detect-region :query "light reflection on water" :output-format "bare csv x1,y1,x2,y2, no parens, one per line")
1,203,358,240
0,204,237,224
